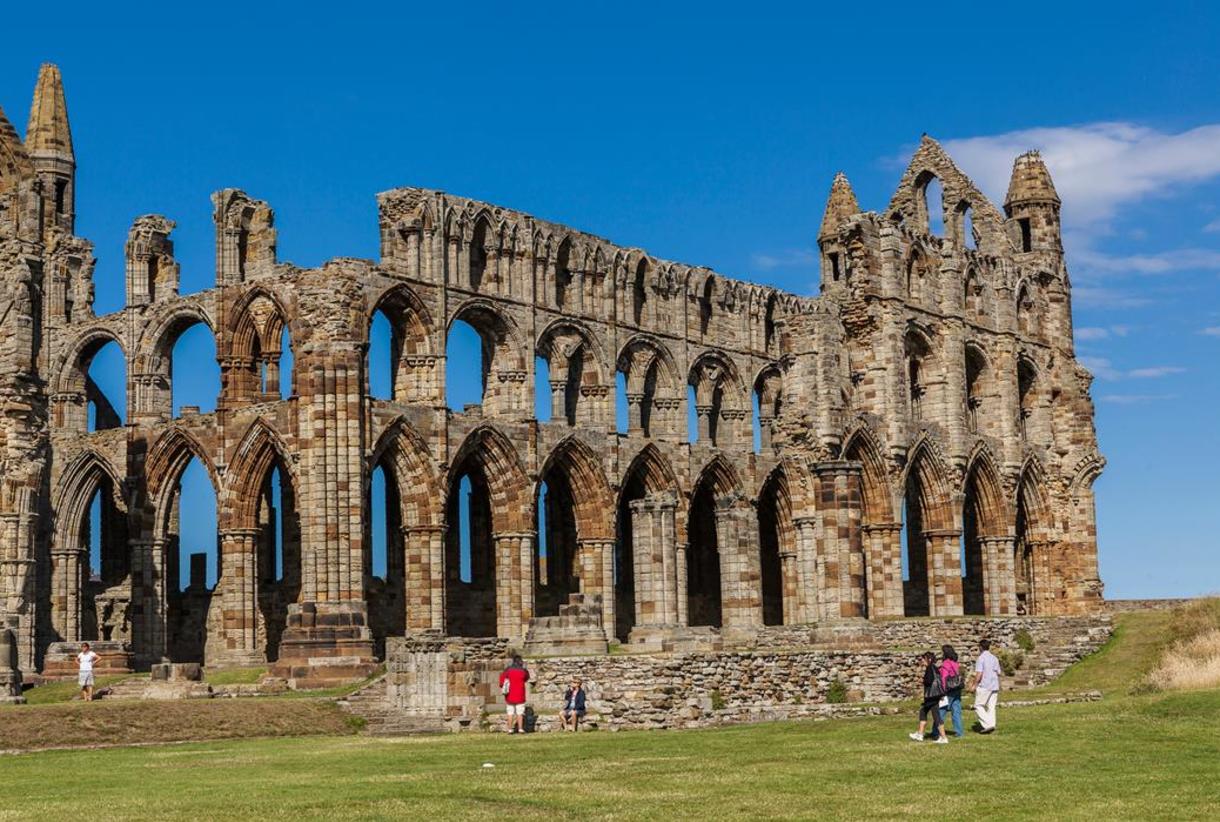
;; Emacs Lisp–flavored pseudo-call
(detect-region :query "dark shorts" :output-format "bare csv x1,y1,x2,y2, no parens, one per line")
918,698,942,722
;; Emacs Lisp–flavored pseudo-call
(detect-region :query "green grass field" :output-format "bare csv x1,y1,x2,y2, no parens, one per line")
2,612,1218,821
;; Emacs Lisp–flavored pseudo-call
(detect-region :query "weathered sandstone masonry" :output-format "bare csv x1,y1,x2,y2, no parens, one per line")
0,65,1104,685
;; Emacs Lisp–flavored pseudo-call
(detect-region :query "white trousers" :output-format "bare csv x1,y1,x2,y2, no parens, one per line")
975,687,998,730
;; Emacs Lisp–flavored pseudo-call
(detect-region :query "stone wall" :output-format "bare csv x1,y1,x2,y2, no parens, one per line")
383,615,1113,732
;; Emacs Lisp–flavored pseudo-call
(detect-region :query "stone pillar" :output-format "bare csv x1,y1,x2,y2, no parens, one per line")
217,527,263,665
629,494,680,629
128,538,165,666
758,414,775,453
625,393,644,434
862,523,904,617
924,528,964,616
714,495,763,631
576,538,615,635
50,544,84,642
404,525,444,632
981,535,1017,616
814,462,866,619
695,405,712,442
494,531,535,640
675,542,689,627
792,515,819,623
779,549,799,624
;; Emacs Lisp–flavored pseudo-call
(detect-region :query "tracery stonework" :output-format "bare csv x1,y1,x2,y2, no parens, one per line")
0,65,1104,683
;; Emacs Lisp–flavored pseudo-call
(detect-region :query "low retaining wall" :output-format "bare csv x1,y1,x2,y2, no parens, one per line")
1104,598,1194,613
383,615,1112,732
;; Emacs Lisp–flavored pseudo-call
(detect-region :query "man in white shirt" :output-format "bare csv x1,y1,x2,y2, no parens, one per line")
77,642,100,702
970,638,1002,734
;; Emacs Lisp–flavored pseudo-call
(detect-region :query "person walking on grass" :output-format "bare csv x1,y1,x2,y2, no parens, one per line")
938,644,965,738
498,654,530,734
909,651,949,744
77,642,100,702
971,638,1002,734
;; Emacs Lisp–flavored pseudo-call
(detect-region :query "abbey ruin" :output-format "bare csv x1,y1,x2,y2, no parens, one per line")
0,65,1104,687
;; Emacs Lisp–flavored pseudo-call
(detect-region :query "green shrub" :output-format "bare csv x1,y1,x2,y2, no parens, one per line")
1129,679,1161,696
1014,629,1036,653
825,679,848,704
709,689,726,711
998,650,1025,676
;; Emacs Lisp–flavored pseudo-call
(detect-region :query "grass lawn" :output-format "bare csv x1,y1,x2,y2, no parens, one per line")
2,610,1216,820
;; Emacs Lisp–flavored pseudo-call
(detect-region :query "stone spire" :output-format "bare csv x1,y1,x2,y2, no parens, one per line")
818,172,860,240
1004,150,1059,210
25,63,74,162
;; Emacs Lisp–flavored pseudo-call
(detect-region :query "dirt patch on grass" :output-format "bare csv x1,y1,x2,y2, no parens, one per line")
0,698,358,753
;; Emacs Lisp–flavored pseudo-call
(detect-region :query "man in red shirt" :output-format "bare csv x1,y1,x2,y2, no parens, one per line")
498,654,530,734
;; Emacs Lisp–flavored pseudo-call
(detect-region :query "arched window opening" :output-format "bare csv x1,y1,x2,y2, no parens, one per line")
1018,360,1037,440
922,175,944,236
959,202,977,250
961,483,985,615
686,383,698,444
764,295,777,353
1016,286,1038,336
365,459,404,653
615,371,628,434
632,259,648,325
752,392,762,455
469,218,490,291
170,322,220,417
446,319,488,412
257,461,300,661
708,384,724,445
535,472,579,617
699,277,714,337
687,480,723,628
965,346,987,434
279,326,294,400
1014,480,1039,615
640,362,657,436
757,473,789,626
85,340,126,432
81,478,129,642
555,238,573,310
905,332,930,422
445,466,496,637
754,369,783,455
163,455,218,662
901,473,929,617
535,355,552,422
369,309,394,400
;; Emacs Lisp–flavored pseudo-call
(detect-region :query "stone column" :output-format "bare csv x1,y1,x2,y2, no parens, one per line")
814,462,866,619
217,527,263,665
128,538,164,666
404,525,444,632
792,515,819,623
695,405,712,442
862,523,904,617
625,393,644,434
981,535,1017,616
924,528,964,617
50,544,85,642
629,494,680,628
549,380,566,422
576,538,615,633
758,414,775,453
494,531,535,640
779,550,799,625
715,495,763,631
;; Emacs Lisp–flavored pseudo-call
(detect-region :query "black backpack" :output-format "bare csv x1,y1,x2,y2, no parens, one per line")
926,665,945,698
944,669,964,691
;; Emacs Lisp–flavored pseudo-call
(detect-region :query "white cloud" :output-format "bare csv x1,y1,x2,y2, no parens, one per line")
1072,287,1152,309
942,123,1220,232
1201,326,1220,336
1100,393,1178,405
1072,247,1220,276
1126,366,1186,379
751,248,816,271
1079,356,1184,381
1204,217,1220,234
1075,327,1110,340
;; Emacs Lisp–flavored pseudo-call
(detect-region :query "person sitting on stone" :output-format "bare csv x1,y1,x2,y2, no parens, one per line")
560,678,587,731
77,642,100,702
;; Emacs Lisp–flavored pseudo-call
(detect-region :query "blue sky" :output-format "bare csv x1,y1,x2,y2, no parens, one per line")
3,2,1218,597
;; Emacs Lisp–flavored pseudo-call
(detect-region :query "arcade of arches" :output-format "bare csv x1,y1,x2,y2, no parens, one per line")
0,66,1104,685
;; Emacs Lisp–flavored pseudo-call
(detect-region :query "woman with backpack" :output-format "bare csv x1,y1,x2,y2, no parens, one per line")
909,651,949,744
938,645,965,738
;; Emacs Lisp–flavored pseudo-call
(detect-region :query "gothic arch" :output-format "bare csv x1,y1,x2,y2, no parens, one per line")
447,424,531,533
537,436,613,541
842,424,895,523
368,417,440,529
368,282,436,403
222,419,296,526
146,427,220,530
